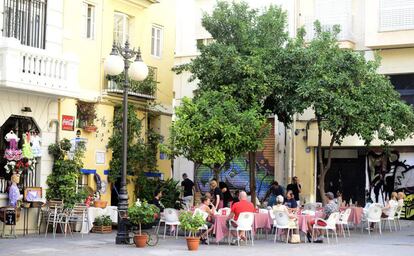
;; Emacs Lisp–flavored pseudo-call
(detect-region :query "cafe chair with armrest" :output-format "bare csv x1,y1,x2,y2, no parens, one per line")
163,208,180,239
312,212,340,244
337,208,352,237
228,212,255,246
272,210,298,243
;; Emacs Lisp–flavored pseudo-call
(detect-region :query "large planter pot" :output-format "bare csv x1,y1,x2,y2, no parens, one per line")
186,237,200,251
134,234,148,248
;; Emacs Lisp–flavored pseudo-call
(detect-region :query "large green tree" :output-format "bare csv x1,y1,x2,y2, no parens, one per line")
166,91,268,183
298,22,414,201
175,1,300,203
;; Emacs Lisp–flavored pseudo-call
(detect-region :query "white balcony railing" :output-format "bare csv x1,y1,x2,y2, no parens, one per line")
0,37,79,97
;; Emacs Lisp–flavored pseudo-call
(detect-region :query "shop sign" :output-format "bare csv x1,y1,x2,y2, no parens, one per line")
62,115,75,131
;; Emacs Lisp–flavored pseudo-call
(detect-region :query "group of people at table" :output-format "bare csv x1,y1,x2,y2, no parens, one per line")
151,174,406,244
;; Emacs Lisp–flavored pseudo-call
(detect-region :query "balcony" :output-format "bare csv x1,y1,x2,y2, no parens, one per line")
103,66,157,100
0,37,79,98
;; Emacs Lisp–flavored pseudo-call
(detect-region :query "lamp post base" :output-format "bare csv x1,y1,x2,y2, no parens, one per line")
115,233,131,244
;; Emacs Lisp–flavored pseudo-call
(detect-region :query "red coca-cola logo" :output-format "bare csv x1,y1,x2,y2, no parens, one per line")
62,115,75,131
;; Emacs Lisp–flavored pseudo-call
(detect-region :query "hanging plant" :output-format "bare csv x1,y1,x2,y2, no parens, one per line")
76,101,97,130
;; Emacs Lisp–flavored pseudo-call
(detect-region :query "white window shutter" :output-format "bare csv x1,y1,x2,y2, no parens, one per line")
380,0,414,31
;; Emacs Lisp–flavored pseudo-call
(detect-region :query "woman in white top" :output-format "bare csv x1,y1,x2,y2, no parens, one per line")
272,195,297,222
382,192,398,218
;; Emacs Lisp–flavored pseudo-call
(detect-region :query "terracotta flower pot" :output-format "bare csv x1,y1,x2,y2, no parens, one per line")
134,234,148,248
186,237,200,251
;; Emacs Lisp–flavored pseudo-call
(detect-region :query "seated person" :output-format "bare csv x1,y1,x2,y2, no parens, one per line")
397,192,405,207
382,192,398,218
231,190,240,205
247,191,261,208
150,189,165,212
198,196,216,244
284,190,298,209
228,191,255,244
272,195,297,237
307,192,338,243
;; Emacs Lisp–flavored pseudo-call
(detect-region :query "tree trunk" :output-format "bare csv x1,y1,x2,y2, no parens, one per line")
248,151,257,206
213,165,220,181
194,162,201,192
316,116,337,205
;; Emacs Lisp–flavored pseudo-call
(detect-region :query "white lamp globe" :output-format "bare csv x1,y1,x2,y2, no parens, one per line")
129,60,149,81
104,54,124,76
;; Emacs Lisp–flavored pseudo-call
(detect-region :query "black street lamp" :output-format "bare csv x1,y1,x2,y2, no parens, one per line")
104,41,148,244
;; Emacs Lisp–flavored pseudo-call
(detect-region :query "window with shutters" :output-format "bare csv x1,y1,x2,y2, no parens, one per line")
304,0,353,42
379,0,414,32
389,73,414,106
151,25,163,58
114,12,129,45
82,2,95,39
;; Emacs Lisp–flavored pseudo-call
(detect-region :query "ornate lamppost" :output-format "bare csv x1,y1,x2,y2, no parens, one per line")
104,41,148,244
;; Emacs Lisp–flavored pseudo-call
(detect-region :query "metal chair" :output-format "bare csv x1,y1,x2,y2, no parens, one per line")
68,204,89,237
44,200,64,238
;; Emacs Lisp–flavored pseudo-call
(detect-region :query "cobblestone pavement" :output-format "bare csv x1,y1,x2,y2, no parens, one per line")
0,220,413,256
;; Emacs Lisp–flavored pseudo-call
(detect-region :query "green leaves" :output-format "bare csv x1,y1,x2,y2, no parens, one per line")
178,211,206,236
167,91,269,169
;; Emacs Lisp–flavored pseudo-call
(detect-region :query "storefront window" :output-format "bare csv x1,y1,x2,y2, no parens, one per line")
0,115,40,193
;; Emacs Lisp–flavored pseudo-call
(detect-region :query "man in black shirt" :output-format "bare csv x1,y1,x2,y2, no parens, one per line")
286,176,302,205
181,173,194,209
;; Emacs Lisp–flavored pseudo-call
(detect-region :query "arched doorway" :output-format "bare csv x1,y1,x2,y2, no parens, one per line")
0,115,40,193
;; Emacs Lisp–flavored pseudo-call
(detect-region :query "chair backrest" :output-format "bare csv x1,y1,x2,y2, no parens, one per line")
193,208,209,221
236,212,254,230
315,202,323,208
273,210,290,227
340,208,352,223
304,203,316,211
326,212,340,228
386,204,398,219
164,208,179,222
395,205,403,218
367,204,382,221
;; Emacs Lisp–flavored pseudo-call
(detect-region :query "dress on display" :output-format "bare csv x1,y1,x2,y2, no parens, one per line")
4,131,22,161
22,132,33,159
31,134,42,157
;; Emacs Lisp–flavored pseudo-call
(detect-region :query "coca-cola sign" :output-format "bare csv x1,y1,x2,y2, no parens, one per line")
62,115,75,131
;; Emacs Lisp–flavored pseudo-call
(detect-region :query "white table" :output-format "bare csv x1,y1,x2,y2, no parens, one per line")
80,206,118,233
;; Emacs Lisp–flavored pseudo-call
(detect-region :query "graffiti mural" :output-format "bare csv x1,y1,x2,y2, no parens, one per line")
195,152,275,200
367,150,414,218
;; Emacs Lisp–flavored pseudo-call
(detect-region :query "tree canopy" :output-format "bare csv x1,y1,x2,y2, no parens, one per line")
166,91,269,177
298,22,414,199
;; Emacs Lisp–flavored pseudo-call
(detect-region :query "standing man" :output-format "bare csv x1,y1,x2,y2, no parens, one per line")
181,173,195,209
287,176,302,205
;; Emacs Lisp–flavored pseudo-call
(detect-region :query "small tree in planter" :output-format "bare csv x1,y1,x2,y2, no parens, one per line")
128,200,160,248
179,211,206,251
92,215,112,233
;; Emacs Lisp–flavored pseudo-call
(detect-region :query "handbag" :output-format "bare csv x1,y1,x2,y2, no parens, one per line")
289,234,301,244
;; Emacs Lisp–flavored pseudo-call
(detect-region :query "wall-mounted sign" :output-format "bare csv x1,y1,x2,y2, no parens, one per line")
62,115,75,131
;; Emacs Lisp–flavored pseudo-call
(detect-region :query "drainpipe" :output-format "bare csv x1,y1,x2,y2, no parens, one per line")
49,119,59,144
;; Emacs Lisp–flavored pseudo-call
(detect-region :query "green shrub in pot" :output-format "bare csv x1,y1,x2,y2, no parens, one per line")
128,200,160,235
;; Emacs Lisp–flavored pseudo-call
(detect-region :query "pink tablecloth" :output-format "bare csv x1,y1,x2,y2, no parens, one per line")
340,207,363,225
297,211,324,233
213,212,271,243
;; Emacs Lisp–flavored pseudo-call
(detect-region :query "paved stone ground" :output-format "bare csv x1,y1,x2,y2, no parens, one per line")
0,220,413,256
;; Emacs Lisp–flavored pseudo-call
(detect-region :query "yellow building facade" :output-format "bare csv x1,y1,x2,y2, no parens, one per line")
60,0,175,205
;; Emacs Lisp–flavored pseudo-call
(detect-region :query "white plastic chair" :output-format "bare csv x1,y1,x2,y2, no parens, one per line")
216,207,231,216
337,208,352,237
228,212,255,246
394,205,403,230
272,210,298,243
163,208,180,239
381,205,398,232
312,212,340,244
193,209,210,244
361,204,382,235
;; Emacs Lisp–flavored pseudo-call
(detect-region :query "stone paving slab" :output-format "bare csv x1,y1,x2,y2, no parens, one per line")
0,220,413,256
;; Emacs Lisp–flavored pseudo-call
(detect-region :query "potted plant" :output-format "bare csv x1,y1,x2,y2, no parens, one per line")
92,215,112,233
178,211,206,251
128,199,160,248
76,101,97,132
